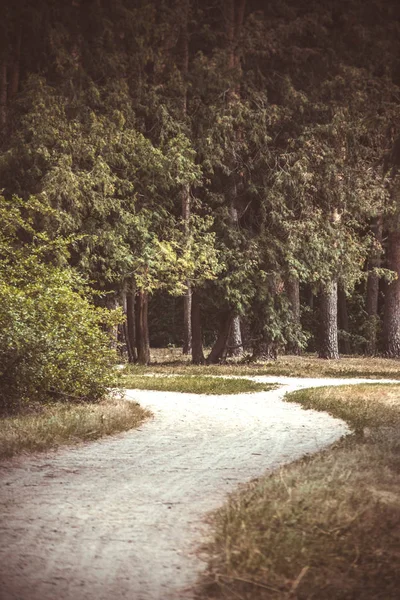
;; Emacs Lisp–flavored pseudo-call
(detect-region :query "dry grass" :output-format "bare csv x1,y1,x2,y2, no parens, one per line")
116,373,276,395
201,384,400,600
0,396,151,459
130,351,400,380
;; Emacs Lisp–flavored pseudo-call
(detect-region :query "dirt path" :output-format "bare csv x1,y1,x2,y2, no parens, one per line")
0,377,393,600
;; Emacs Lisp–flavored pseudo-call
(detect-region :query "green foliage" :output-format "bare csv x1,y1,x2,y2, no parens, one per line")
1,0,400,361
0,195,120,411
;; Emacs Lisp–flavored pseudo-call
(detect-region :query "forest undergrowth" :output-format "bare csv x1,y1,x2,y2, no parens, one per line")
200,383,400,600
123,350,400,380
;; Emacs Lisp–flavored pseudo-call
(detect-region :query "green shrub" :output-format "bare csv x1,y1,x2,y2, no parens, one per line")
0,195,120,412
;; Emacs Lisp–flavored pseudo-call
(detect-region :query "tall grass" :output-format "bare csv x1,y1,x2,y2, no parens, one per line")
202,384,400,599
0,397,150,459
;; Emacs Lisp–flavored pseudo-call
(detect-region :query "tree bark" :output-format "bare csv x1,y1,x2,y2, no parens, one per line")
191,291,205,364
9,26,22,99
0,61,7,130
366,216,383,355
224,1,246,358
125,279,137,363
182,281,192,355
286,275,301,355
383,230,400,357
136,291,150,365
207,311,234,364
228,315,243,356
319,281,339,359
180,1,192,355
338,284,351,355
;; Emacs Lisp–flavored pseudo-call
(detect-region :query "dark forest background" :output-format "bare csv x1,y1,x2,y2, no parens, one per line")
1,0,400,380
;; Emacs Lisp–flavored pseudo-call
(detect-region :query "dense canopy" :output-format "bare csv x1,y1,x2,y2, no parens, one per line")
1,0,400,398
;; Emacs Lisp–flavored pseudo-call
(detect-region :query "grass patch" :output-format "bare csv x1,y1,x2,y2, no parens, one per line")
124,352,400,380
0,396,151,460
201,384,400,599
117,373,276,395
287,384,400,434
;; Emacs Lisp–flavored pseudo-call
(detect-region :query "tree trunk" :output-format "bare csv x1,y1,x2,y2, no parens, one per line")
286,275,301,355
136,291,150,365
9,26,22,99
125,279,137,363
106,295,119,350
338,284,351,355
182,281,192,354
228,315,243,356
252,337,277,361
383,230,400,357
191,291,205,364
366,216,383,355
319,281,339,359
207,311,234,364
180,2,192,355
0,61,7,130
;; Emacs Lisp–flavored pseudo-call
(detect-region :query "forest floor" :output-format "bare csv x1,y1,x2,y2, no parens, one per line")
0,375,398,600
131,350,400,380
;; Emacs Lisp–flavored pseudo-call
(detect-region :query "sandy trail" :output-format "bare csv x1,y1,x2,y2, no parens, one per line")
0,376,394,600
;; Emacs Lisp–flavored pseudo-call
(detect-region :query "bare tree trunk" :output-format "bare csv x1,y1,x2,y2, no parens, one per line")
383,230,400,357
136,291,150,365
191,291,205,364
338,284,351,355
228,315,243,356
9,26,21,99
319,281,339,359
286,275,301,355
224,1,246,359
183,282,192,355
180,1,192,355
182,183,192,354
125,279,137,363
106,295,119,350
0,61,7,130
207,311,234,364
366,216,383,355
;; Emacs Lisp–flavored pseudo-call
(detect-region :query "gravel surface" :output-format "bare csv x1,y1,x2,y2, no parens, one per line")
0,376,392,600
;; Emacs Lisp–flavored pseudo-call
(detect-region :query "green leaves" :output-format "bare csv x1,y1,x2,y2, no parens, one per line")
0,195,119,410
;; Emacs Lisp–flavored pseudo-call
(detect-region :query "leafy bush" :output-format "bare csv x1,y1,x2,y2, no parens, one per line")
0,195,120,412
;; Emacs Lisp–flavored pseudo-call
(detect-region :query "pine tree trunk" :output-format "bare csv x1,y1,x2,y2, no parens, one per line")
106,295,119,350
225,0,246,359
0,61,7,129
307,286,314,310
182,182,192,354
338,284,351,355
191,291,205,364
182,281,192,354
207,311,234,364
366,216,383,355
136,291,150,365
319,281,339,359
228,315,243,356
180,3,192,355
9,26,21,99
383,230,400,357
126,280,137,363
286,275,301,355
